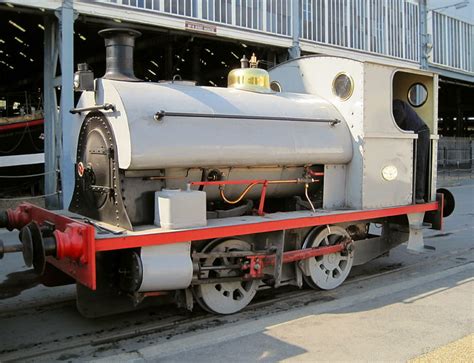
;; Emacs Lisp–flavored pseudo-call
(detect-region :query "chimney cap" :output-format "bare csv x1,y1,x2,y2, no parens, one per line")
98,27,142,39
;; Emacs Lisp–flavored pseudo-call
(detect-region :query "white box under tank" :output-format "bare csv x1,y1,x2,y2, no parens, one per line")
154,189,207,229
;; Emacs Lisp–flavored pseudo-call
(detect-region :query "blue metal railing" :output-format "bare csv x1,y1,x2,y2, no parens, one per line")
299,0,420,62
429,11,473,73
93,0,473,74
96,0,293,36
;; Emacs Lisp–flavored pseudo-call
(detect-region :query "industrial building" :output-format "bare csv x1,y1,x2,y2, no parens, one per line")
0,0,472,207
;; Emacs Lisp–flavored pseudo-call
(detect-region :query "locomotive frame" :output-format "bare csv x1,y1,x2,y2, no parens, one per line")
3,199,442,291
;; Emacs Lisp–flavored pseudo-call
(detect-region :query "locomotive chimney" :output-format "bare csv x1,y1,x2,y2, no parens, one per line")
98,28,142,81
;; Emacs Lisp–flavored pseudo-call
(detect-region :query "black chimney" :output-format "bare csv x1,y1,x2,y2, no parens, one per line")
98,28,142,81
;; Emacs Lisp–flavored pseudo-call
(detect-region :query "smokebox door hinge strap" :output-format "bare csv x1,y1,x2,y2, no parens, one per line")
70,103,116,115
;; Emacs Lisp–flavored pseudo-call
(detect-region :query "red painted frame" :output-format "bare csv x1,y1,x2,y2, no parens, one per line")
8,201,439,290
95,202,438,252
6,204,96,289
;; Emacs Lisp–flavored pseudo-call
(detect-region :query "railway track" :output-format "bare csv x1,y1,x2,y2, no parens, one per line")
0,298,75,319
1,246,472,362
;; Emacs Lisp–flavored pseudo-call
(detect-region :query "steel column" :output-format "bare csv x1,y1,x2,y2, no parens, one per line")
288,0,300,59
419,0,429,69
58,0,75,208
43,16,61,209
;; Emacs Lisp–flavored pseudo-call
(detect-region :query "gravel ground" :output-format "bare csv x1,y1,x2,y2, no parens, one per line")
410,334,474,362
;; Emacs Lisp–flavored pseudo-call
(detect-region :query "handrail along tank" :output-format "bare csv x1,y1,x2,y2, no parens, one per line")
70,28,353,230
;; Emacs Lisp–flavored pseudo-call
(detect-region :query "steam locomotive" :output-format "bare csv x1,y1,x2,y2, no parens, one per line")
0,28,454,317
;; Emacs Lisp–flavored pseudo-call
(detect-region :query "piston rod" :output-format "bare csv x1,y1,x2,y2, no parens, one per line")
192,239,353,283
0,239,23,259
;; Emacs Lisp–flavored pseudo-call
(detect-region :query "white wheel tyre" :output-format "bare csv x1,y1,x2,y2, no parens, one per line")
302,226,354,290
194,239,259,314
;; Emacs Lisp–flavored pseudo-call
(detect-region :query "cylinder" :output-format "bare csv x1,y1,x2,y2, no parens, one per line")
132,243,193,292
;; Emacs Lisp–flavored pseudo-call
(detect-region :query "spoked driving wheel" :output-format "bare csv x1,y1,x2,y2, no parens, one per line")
301,226,354,290
193,239,259,314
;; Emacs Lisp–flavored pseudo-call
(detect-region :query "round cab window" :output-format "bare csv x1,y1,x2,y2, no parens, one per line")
270,81,282,92
407,83,428,107
332,73,354,101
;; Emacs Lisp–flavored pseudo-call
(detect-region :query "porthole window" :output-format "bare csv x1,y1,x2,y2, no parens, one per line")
270,80,282,92
407,83,428,107
332,73,354,101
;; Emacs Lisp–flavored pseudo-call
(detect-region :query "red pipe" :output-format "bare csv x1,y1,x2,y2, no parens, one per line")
258,181,268,216
191,178,318,217
190,178,320,187
191,180,269,186
0,119,44,133
307,170,324,177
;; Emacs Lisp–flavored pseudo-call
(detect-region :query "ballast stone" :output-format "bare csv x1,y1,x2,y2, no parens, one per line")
154,189,207,229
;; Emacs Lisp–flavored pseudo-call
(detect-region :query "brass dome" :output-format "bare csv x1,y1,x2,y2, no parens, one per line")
227,54,271,94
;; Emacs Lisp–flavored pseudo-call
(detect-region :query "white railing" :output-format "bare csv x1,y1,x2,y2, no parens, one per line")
96,0,293,36
92,1,473,75
300,0,420,62
429,11,473,73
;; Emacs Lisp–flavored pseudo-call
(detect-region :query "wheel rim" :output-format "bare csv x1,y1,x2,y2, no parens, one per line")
302,226,354,290
194,239,259,314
